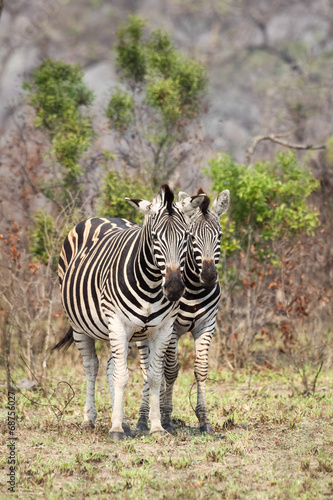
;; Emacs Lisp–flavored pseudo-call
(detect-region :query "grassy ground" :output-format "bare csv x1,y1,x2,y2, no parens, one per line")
1,344,333,500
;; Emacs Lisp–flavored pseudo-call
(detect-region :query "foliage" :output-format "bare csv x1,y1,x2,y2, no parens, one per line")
29,210,79,272
29,211,58,267
23,59,94,131
115,17,206,123
207,151,320,257
106,16,207,188
106,88,134,130
207,151,322,358
23,59,95,198
115,15,147,83
99,169,154,224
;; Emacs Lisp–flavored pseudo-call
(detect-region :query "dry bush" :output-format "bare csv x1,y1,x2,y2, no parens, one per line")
213,232,333,374
0,223,63,390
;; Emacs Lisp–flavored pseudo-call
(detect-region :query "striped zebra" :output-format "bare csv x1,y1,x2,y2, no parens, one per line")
54,185,205,440
136,188,230,433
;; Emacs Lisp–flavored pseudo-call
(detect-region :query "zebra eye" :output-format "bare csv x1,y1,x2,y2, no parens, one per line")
191,234,196,242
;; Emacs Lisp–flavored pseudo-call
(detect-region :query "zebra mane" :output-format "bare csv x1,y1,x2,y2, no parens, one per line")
158,184,175,215
197,187,210,215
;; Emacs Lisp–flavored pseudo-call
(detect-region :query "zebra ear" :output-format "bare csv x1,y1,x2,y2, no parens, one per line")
176,193,206,216
178,191,190,202
210,190,230,217
125,198,159,215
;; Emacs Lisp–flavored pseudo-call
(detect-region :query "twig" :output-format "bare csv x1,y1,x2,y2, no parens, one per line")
188,380,197,415
188,377,221,415
299,366,309,395
19,355,42,388
312,361,323,394
224,352,235,372
246,134,326,164
9,377,75,419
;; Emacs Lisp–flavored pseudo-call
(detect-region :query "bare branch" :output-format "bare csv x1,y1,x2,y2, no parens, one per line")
312,361,323,394
246,133,326,164
246,44,301,71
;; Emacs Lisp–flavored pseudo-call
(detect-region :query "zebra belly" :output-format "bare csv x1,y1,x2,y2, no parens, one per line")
102,286,180,329
62,290,110,340
110,301,179,331
108,305,179,345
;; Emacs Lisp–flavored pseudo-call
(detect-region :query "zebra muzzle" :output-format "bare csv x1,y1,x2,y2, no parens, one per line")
200,259,218,288
163,266,185,302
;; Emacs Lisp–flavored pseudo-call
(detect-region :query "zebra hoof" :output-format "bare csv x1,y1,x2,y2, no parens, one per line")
81,422,95,431
123,426,132,438
136,421,149,431
162,422,175,432
109,431,125,441
200,423,213,434
150,427,167,435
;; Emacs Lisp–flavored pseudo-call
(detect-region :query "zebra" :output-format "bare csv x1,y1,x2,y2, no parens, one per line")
54,184,205,440
135,188,230,433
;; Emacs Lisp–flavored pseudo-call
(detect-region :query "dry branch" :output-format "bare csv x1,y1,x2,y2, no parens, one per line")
246,134,326,164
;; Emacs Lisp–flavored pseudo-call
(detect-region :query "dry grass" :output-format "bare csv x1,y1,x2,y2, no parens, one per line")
0,343,333,499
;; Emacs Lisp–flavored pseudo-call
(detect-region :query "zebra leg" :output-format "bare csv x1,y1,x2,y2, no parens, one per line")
193,329,214,434
108,327,130,440
106,350,132,437
136,341,150,431
136,341,167,431
74,331,99,430
147,328,173,434
161,333,180,432
159,373,166,425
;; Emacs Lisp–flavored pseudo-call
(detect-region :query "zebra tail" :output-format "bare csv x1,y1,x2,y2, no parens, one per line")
52,327,74,351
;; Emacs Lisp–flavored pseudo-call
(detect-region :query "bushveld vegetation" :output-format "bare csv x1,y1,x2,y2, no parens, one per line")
1,13,333,500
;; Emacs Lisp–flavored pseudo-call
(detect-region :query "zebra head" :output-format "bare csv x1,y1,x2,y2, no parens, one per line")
179,188,230,289
126,184,205,302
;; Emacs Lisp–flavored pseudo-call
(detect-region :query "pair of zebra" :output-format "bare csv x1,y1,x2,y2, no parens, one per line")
55,184,230,440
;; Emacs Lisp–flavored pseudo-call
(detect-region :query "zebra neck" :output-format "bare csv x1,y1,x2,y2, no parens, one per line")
132,222,162,290
184,244,202,288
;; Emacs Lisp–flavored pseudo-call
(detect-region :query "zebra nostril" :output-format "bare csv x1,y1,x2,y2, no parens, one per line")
163,282,185,302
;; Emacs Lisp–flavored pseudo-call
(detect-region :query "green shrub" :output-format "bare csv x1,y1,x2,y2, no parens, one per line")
99,169,154,224
107,16,207,188
23,59,95,199
206,151,320,258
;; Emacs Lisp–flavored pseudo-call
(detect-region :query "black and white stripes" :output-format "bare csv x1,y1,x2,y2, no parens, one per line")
137,188,230,433
55,184,205,439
